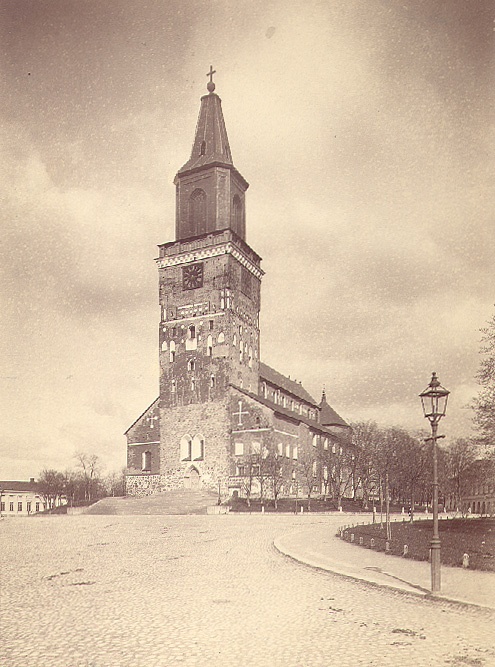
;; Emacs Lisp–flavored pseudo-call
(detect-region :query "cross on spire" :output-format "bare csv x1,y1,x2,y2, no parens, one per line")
206,65,216,93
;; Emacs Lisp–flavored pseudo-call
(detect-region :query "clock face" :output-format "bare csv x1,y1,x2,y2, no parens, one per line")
182,263,204,290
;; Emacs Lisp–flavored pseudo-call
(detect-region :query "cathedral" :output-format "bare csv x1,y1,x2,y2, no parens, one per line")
125,72,350,498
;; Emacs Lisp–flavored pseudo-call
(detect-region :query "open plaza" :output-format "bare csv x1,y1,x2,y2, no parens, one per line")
1,512,494,667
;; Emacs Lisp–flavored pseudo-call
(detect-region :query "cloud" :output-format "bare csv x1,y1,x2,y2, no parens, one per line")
1,0,493,478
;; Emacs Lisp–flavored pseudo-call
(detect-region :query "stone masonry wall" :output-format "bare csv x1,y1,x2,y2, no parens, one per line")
159,398,231,495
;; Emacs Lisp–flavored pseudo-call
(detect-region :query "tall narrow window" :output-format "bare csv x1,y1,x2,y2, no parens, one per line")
187,359,196,371
218,332,225,344
192,434,204,461
200,140,206,155
248,347,253,368
186,325,197,351
161,340,168,351
169,341,176,363
171,379,177,393
189,189,207,236
207,335,213,356
210,374,215,388
142,451,151,471
180,435,192,461
232,195,243,236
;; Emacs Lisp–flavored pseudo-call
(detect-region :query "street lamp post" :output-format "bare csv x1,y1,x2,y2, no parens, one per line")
419,372,449,593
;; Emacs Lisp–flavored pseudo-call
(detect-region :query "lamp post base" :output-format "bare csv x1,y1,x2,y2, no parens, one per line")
430,537,441,593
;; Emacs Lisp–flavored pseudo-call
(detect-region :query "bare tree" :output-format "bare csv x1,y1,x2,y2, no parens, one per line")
328,442,354,511
264,445,290,509
351,421,381,509
37,469,65,509
104,467,127,497
297,449,318,511
75,452,101,502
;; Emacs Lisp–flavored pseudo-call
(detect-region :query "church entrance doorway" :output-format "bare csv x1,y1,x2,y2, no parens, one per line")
184,466,201,489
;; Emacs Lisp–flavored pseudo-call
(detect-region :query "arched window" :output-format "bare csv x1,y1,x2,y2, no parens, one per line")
187,359,196,371
218,332,225,344
207,335,213,356
191,378,196,391
232,195,243,236
233,334,237,347
169,341,176,363
192,434,204,461
142,451,151,471
186,325,197,351
161,340,168,351
277,443,283,456
189,189,207,236
171,379,177,393
180,435,192,461
248,347,253,368
210,374,215,388
200,140,206,156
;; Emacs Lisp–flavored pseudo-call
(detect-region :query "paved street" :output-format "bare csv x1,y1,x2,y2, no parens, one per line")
1,514,494,667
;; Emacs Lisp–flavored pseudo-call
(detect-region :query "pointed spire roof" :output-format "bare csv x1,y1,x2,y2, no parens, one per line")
178,71,236,177
319,389,349,428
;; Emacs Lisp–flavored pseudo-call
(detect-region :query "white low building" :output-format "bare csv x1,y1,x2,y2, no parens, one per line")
0,479,48,516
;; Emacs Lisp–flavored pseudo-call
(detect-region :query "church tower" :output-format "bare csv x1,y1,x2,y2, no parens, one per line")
153,71,263,491
125,70,350,499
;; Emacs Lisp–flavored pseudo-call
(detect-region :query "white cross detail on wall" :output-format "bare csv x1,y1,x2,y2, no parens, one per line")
147,414,159,429
233,400,249,427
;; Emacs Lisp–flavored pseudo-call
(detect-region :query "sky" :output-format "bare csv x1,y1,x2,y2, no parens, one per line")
1,0,494,479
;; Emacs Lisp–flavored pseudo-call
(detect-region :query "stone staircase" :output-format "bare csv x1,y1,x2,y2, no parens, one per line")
83,489,219,515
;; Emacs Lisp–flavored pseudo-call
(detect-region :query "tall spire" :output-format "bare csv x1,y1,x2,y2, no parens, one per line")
174,69,249,242
178,67,234,176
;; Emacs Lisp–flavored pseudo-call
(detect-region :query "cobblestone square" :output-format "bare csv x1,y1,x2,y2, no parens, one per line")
1,514,494,667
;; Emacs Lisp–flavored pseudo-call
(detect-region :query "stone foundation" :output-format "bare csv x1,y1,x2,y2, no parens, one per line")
126,474,162,497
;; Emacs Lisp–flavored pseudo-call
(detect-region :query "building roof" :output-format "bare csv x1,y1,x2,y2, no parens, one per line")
230,384,348,441
259,362,318,407
178,91,237,176
0,480,38,492
124,397,160,436
319,390,349,427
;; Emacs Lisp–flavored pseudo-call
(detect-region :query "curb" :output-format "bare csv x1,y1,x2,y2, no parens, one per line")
273,535,495,613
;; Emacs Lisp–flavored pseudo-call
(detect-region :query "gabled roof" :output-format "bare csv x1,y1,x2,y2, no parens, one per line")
319,390,349,428
230,384,347,441
259,362,318,407
0,480,38,492
124,397,159,435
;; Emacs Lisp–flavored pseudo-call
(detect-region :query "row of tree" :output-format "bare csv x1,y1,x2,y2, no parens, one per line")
351,423,494,516
37,452,126,510
234,423,493,515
